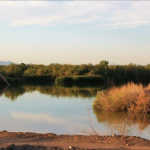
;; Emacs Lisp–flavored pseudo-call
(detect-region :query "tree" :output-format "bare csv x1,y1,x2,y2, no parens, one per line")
98,60,109,77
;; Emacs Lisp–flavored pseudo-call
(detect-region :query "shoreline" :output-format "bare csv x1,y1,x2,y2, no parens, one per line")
0,131,150,150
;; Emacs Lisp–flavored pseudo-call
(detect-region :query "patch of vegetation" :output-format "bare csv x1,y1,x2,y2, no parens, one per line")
5,77,22,85
24,76,53,85
93,82,150,113
55,75,104,86
0,60,150,85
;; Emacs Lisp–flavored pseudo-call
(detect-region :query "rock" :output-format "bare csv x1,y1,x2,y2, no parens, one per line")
69,146,76,150
126,144,129,146
112,133,116,137
6,143,16,150
1,130,7,132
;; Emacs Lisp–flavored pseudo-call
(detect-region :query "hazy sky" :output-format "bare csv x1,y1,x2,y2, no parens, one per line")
0,1,150,65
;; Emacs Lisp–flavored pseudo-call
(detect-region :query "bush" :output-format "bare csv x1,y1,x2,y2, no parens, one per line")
93,82,150,113
55,75,105,86
5,77,22,85
24,76,53,84
55,76,73,86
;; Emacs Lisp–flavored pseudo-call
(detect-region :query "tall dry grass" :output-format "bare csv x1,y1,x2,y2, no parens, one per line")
93,82,150,113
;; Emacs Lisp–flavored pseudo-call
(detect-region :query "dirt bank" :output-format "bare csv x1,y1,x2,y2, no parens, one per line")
0,130,150,150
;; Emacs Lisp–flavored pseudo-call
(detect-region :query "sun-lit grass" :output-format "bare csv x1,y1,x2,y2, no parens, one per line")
93,82,150,113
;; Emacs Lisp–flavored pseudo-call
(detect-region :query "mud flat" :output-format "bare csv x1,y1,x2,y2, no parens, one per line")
0,131,150,150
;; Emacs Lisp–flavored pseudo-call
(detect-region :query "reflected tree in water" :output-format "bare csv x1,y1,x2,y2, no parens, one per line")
0,85,9,96
4,86,25,101
3,85,104,101
93,109,150,135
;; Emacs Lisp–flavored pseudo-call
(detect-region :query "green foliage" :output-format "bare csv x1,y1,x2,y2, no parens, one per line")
0,60,150,85
55,75,104,86
5,77,22,85
55,76,73,86
24,76,53,84
0,64,27,77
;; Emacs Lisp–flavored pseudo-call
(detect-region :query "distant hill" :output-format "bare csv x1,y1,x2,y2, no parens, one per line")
109,62,118,66
0,61,12,65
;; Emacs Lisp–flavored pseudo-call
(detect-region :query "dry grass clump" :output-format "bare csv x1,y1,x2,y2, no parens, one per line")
93,82,150,113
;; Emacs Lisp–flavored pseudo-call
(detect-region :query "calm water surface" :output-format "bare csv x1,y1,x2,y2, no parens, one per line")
0,85,150,140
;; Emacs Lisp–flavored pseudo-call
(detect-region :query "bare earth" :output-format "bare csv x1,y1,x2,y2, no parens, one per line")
0,131,150,150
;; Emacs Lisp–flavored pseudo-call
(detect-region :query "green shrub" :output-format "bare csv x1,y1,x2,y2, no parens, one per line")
5,77,22,85
24,76,53,84
55,75,104,86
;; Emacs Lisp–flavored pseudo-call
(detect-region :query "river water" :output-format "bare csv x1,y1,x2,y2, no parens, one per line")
0,85,150,139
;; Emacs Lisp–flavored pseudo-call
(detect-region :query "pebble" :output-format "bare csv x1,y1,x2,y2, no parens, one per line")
69,146,77,150
1,130,7,132
112,133,116,137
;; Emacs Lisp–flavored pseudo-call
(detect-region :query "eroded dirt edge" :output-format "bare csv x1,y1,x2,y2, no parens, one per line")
0,131,150,150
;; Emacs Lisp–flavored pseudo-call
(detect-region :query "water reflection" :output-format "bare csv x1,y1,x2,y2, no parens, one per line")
0,85,9,96
4,85,104,101
0,89,94,135
93,109,150,136
11,111,63,123
1,84,150,139
4,86,25,100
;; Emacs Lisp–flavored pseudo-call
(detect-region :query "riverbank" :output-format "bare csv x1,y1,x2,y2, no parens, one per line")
0,131,150,150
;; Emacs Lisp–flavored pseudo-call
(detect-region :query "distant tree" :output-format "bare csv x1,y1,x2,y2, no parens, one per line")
98,60,109,76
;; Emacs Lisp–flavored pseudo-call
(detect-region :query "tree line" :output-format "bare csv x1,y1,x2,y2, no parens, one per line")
0,60,150,84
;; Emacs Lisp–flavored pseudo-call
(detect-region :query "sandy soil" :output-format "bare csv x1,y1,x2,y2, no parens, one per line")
0,130,150,150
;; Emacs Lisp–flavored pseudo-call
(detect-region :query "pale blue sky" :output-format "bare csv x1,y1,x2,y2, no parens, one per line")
0,1,150,65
